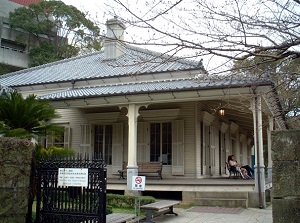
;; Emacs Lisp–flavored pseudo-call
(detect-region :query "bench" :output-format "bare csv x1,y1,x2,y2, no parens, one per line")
140,200,180,223
106,213,135,223
118,162,163,180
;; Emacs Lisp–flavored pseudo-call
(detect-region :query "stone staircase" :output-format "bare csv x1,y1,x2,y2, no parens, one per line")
186,191,249,208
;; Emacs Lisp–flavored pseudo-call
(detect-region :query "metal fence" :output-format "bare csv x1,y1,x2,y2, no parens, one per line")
35,156,107,223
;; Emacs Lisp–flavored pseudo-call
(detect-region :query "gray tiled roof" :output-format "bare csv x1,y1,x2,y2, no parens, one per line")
39,77,271,100
0,45,203,87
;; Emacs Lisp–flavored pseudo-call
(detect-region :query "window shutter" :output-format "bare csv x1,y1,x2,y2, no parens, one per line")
79,124,92,157
210,126,216,175
137,122,150,162
172,120,184,175
203,125,210,176
112,123,123,173
64,127,71,148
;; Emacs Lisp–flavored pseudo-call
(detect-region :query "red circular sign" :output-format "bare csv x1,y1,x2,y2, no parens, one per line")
135,176,143,184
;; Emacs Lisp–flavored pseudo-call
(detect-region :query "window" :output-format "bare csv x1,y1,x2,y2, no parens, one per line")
94,125,112,165
150,123,172,165
1,39,26,52
46,126,71,148
53,133,65,148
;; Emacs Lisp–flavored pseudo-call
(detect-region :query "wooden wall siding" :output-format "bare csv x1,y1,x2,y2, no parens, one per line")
139,108,181,121
85,112,120,123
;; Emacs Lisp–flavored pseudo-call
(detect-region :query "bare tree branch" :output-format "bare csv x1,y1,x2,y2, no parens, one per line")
107,0,299,67
105,0,300,125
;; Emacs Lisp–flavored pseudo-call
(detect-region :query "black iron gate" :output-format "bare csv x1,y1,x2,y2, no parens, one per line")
35,156,106,223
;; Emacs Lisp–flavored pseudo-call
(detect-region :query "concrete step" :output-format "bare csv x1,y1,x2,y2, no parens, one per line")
195,198,248,208
182,191,250,208
194,191,248,199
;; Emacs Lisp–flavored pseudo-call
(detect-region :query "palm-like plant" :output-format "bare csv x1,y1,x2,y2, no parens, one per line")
0,91,63,138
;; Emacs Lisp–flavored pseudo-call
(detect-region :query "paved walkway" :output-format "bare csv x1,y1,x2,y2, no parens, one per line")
141,205,273,223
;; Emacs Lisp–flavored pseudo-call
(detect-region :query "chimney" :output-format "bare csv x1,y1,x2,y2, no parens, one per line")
104,17,126,60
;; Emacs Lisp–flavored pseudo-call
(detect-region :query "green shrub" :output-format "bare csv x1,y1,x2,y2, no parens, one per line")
35,144,75,162
107,194,155,208
106,205,113,214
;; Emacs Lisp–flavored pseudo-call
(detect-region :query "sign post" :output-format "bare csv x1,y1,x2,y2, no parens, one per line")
132,176,146,220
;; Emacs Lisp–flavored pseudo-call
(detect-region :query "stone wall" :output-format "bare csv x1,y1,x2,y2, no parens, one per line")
272,130,300,223
0,137,33,223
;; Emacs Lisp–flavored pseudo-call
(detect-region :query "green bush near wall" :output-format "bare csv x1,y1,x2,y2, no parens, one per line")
107,193,155,208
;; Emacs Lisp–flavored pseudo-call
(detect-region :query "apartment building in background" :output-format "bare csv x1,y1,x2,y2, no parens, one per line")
0,0,40,72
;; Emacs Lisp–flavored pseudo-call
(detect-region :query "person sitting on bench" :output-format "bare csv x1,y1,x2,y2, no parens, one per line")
228,155,253,179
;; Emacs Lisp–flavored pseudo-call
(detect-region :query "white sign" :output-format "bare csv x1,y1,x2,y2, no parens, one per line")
58,168,89,187
132,176,146,191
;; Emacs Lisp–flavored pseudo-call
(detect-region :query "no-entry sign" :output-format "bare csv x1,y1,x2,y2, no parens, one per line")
132,176,146,191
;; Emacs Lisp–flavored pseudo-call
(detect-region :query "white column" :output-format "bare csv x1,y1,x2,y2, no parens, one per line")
251,95,266,208
267,116,274,181
126,104,139,190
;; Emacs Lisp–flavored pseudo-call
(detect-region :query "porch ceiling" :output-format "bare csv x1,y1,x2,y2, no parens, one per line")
205,99,267,140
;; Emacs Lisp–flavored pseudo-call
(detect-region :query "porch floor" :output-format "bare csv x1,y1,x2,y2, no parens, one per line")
107,176,258,187
106,176,267,194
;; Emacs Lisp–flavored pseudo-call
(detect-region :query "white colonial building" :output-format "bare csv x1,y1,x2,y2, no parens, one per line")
0,18,287,208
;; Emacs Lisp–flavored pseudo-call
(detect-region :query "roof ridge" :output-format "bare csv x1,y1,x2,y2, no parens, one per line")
126,45,202,67
67,78,193,91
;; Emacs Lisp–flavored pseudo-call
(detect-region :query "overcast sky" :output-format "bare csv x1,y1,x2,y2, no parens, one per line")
62,0,112,25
